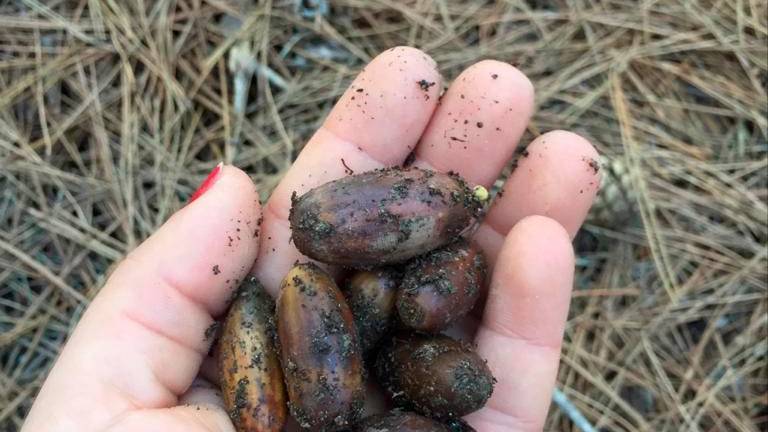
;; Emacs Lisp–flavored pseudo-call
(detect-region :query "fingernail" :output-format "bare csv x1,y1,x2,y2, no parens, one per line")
189,162,223,203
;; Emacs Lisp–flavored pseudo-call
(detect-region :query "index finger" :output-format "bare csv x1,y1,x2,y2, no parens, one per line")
252,47,442,295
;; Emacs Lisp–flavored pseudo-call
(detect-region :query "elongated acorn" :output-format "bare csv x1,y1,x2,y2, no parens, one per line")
218,277,286,432
277,263,365,430
290,167,483,267
343,268,401,353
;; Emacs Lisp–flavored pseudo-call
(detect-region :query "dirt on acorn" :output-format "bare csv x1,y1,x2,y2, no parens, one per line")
217,277,286,432
289,167,485,267
396,239,486,332
375,333,496,419
219,167,494,431
342,267,402,354
352,409,450,431
277,263,365,430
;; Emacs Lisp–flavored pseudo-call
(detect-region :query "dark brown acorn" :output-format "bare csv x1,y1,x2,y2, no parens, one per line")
343,268,401,353
277,263,365,430
396,239,486,332
289,167,483,267
376,333,495,419
352,409,450,431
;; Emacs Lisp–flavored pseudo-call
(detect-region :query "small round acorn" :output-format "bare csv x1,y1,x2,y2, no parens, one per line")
376,333,496,419
396,239,486,332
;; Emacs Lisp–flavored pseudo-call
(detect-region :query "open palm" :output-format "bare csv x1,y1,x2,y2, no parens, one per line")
23,47,600,432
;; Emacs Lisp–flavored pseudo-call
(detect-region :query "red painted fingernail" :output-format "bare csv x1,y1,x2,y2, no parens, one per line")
189,162,223,203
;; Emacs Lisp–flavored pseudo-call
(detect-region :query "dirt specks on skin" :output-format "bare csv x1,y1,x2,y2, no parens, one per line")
418,79,436,91
341,158,354,175
256,216,263,227
491,73,498,79
583,157,600,174
212,264,221,275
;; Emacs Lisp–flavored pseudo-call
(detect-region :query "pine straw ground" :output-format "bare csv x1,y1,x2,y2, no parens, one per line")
0,1,766,431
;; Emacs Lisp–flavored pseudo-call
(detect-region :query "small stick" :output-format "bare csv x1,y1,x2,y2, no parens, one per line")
228,41,288,152
552,387,598,432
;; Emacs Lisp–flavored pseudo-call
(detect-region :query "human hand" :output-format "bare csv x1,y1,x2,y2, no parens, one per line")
22,47,601,432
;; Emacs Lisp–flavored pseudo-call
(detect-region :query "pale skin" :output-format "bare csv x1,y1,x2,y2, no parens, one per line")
23,47,601,432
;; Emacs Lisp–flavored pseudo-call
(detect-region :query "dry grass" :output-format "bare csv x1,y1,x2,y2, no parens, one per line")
0,0,766,430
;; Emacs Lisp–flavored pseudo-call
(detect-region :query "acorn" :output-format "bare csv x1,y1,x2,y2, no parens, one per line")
277,263,365,430
342,268,401,353
218,277,286,432
376,333,495,419
289,167,483,267
352,409,450,431
396,239,486,332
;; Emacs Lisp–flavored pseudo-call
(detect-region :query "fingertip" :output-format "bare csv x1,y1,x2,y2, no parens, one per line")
192,164,260,217
219,165,264,236
537,129,599,164
192,164,261,213
469,60,534,119
388,45,438,68
544,129,595,148
146,164,262,313
487,130,601,239
415,58,535,187
322,45,441,166
221,164,262,200
486,215,574,344
474,59,534,100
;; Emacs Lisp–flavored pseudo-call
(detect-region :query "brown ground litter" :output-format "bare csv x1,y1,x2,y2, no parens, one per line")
0,1,765,430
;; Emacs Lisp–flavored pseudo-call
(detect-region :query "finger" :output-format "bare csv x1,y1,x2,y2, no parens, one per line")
474,130,601,269
465,216,574,432
178,378,224,408
23,166,261,432
105,405,234,432
252,46,441,294
413,60,534,187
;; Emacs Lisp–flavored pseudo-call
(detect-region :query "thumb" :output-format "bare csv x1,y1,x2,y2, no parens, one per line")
23,164,261,432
